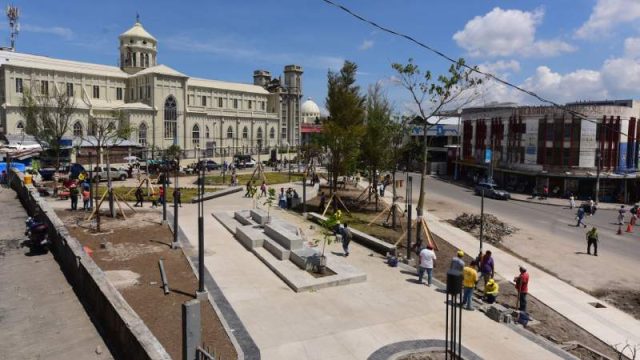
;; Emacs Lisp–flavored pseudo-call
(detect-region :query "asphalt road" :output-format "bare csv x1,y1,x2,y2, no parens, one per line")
397,172,640,291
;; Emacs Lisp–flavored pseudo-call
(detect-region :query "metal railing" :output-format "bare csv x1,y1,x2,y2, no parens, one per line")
196,346,216,360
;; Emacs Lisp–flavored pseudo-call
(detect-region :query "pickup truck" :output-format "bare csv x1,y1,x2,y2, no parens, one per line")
92,166,128,182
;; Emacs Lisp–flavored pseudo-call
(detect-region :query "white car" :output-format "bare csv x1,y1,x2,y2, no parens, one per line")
93,166,128,181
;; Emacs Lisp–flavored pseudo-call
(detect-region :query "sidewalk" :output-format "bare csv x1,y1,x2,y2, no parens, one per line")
372,180,640,356
0,187,114,360
177,182,565,359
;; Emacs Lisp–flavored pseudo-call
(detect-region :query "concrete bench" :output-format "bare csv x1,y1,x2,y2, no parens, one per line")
250,209,269,225
307,212,396,255
236,225,266,249
234,210,254,226
263,237,290,260
290,247,321,270
264,223,303,251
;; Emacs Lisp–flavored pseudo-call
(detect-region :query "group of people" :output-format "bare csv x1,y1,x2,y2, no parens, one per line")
417,247,530,313
67,180,91,211
278,187,299,209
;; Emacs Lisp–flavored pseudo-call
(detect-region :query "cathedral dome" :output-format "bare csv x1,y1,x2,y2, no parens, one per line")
301,98,320,116
119,21,156,42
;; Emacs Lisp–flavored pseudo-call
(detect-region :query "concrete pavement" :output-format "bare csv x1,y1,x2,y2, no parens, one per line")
0,187,114,360
372,178,640,357
177,182,566,359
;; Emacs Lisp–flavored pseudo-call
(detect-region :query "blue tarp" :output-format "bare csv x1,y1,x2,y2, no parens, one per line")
0,162,26,173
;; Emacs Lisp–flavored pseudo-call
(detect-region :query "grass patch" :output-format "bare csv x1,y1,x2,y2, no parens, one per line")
96,186,221,203
203,172,304,186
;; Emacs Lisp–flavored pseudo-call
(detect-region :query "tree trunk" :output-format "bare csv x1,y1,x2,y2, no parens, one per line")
415,122,429,249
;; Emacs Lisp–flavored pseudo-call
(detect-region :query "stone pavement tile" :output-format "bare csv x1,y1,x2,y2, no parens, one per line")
301,334,359,360
260,340,309,360
334,326,393,359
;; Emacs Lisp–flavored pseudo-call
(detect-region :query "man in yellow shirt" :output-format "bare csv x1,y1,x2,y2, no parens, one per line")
484,278,499,304
462,260,479,310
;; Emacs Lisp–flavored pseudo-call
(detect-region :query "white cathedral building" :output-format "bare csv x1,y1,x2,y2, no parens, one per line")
0,19,303,159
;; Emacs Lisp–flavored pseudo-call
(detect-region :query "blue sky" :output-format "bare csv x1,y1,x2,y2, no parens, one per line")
5,0,640,113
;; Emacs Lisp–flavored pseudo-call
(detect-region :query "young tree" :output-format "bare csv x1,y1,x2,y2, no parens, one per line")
20,89,76,170
392,58,481,245
360,83,393,210
84,111,132,224
324,60,366,194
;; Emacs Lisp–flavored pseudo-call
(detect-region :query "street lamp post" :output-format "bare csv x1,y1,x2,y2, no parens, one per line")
88,152,94,210
197,147,206,295
406,176,413,260
172,154,180,249
479,189,485,255
162,154,167,224
595,148,602,203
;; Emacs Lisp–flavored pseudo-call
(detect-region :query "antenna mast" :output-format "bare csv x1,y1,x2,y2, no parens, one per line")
6,5,19,51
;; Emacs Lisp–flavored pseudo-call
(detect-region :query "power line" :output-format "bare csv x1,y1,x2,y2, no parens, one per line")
320,0,632,138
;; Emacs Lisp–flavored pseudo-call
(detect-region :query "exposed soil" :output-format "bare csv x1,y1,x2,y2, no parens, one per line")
591,288,640,321
56,209,237,360
306,187,625,360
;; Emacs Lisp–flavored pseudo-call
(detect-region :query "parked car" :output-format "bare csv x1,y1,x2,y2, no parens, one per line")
93,166,128,182
474,182,511,200
233,155,256,168
201,160,221,171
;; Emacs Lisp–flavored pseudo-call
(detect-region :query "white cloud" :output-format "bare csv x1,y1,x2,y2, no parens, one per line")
624,37,640,58
453,7,575,58
520,66,607,103
358,39,374,51
164,35,343,70
478,60,521,76
22,24,73,40
602,57,640,92
575,0,640,38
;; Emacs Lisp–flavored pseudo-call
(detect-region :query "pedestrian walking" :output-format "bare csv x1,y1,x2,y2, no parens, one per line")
569,195,575,209
278,188,287,209
617,205,626,225
159,187,165,205
450,249,465,272
69,185,79,210
245,181,252,197
82,188,90,211
342,223,352,256
260,181,267,197
417,245,436,286
586,227,598,256
576,206,587,228
514,266,530,313
462,260,479,310
589,198,595,216
480,250,495,292
484,278,499,304
134,187,144,207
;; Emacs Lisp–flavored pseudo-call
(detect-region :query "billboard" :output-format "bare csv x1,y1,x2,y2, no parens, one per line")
579,121,597,168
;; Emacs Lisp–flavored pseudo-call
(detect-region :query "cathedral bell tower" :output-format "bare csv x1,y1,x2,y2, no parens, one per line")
119,15,157,74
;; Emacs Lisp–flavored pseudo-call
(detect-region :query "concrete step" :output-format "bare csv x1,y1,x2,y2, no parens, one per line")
264,223,303,251
263,237,290,260
290,247,321,270
236,225,266,250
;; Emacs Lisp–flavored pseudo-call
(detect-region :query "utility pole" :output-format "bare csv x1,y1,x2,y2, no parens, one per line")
197,149,205,295
172,155,180,249
88,152,93,210
595,148,602,203
162,154,167,224
406,176,413,261
479,189,485,255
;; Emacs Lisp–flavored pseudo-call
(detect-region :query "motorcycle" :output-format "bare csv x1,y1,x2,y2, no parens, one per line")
24,217,50,253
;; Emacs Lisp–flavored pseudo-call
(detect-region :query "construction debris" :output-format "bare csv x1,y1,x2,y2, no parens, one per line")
451,213,517,244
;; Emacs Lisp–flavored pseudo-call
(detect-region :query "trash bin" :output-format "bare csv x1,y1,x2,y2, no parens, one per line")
24,174,32,185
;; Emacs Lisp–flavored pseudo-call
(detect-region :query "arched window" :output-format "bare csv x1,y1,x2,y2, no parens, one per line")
16,121,24,134
138,123,147,146
257,127,263,139
242,126,248,139
269,127,275,139
226,126,233,139
73,121,83,137
205,125,210,139
192,124,200,146
164,96,177,139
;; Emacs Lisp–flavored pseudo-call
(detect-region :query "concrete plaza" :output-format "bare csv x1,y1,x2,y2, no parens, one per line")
177,182,564,359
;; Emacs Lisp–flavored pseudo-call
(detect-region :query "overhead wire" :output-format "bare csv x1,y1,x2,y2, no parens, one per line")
320,0,633,138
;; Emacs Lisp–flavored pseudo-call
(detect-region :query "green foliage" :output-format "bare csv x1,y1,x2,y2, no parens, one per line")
391,57,481,212
324,61,366,191
314,210,343,256
20,89,76,169
166,144,182,159
360,83,394,176
264,187,277,207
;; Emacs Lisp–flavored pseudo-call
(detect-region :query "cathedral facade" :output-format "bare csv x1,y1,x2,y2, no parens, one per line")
0,20,303,159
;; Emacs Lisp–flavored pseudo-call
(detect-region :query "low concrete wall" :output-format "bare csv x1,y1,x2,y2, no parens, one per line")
9,170,171,360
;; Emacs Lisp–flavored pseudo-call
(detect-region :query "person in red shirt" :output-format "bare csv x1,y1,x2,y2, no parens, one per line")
514,266,530,312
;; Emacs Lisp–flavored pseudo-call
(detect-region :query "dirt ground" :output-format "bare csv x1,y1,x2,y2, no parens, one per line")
307,187,625,360
56,209,237,360
397,350,448,360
